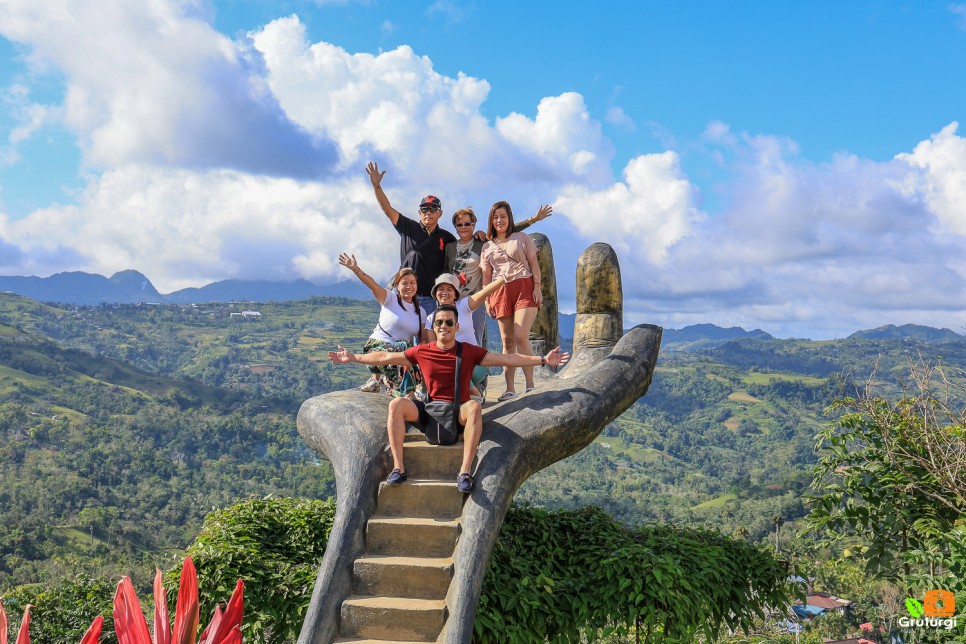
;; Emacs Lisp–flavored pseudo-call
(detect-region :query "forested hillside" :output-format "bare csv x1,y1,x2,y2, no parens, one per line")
1,291,964,593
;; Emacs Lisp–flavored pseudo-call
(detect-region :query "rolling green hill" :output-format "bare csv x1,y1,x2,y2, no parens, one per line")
2,291,965,592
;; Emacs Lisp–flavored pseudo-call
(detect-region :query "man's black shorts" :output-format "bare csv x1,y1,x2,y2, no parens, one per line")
410,399,466,433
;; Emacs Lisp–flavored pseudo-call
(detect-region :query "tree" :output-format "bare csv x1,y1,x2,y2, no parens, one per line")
804,361,966,590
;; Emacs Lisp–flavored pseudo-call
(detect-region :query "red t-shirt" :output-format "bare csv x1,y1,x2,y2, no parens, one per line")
404,341,488,403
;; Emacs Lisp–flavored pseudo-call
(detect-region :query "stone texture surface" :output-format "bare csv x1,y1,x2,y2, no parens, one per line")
528,233,558,353
297,242,662,643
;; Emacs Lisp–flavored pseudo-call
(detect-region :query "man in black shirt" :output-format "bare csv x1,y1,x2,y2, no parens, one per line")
367,161,455,315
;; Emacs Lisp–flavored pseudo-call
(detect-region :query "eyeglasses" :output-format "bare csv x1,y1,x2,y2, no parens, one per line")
419,206,440,214
433,319,455,327
455,222,474,228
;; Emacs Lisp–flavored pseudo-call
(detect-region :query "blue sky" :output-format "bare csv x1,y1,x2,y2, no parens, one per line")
1,1,965,338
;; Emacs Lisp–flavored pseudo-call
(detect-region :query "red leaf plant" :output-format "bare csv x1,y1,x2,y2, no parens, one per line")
0,602,31,644
0,557,243,644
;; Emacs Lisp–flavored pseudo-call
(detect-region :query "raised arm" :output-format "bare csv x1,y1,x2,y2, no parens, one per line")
327,345,412,368
513,204,553,233
481,346,569,369
366,161,401,226
339,253,388,303
466,274,508,311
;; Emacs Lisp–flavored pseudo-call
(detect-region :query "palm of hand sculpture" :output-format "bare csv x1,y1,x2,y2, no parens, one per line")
297,239,662,643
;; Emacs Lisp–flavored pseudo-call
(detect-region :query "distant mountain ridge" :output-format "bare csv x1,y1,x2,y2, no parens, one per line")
0,270,369,305
847,323,965,343
661,324,774,350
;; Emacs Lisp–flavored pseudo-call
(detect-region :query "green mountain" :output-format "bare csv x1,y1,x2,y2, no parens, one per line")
848,323,966,343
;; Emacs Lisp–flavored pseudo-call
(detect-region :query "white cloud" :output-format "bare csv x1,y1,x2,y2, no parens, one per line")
0,0,336,176
250,16,616,193
894,121,966,235
554,151,703,264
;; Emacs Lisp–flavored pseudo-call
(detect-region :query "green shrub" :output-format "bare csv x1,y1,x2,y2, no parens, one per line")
478,505,791,643
3,574,118,644
175,496,336,644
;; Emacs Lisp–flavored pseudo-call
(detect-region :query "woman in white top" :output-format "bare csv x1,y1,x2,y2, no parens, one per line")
339,253,428,397
424,272,508,402
481,201,545,402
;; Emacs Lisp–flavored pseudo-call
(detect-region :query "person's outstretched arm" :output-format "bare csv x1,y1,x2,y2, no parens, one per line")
327,345,412,367
366,161,401,226
339,253,389,304
481,346,570,369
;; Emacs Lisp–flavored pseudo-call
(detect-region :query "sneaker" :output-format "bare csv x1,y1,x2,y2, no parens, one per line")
456,472,474,494
359,376,381,393
478,377,487,403
386,468,407,485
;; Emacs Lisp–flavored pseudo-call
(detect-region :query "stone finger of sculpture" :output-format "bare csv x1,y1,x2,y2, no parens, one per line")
528,233,558,355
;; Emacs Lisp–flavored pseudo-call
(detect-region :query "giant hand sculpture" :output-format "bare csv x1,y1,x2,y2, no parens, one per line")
296,240,662,643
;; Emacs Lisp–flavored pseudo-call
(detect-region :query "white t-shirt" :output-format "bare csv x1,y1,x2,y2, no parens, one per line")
426,299,478,345
370,292,427,343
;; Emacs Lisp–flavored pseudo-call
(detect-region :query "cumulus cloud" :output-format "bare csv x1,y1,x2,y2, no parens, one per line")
0,0,336,177
894,122,966,235
555,151,702,264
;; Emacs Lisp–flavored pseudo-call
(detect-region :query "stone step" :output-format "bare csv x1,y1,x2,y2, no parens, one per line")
375,481,464,519
401,440,463,480
366,517,460,558
353,555,453,600
340,596,447,642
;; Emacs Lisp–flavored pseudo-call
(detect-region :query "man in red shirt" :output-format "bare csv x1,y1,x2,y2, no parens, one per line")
328,304,570,492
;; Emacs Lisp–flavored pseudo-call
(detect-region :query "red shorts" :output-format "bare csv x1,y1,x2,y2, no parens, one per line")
487,276,537,319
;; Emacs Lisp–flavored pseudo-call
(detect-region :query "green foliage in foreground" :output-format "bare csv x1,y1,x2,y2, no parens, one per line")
32,498,784,644
478,505,792,643
174,497,337,644
3,574,118,644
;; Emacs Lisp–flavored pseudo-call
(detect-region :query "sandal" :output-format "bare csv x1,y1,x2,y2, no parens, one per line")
497,391,516,402
525,386,536,393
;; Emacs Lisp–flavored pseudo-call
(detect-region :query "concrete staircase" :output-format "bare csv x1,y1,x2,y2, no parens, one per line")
334,435,465,643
